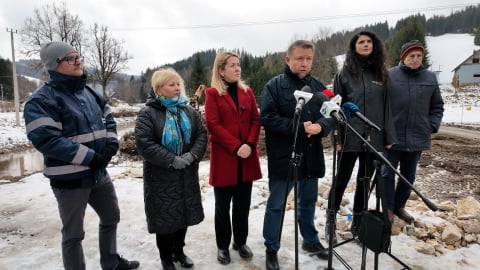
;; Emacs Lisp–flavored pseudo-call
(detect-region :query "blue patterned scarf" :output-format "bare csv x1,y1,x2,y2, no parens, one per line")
156,94,191,155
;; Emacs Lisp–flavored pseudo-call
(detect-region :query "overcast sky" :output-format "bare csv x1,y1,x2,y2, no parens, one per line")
0,0,478,75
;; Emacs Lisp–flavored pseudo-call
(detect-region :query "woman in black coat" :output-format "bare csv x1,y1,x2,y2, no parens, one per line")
326,31,396,242
135,68,207,270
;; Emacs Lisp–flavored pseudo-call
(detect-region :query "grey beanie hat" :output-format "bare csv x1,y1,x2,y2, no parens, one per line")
40,42,77,71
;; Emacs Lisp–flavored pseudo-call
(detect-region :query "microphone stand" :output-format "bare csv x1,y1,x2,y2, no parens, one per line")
324,116,437,270
325,120,340,270
279,110,303,270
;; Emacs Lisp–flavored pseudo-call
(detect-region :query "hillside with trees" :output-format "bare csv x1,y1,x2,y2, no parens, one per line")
130,4,479,103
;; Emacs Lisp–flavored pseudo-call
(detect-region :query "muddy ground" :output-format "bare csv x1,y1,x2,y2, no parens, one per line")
264,125,480,203
317,125,480,203
415,126,480,202
120,124,480,203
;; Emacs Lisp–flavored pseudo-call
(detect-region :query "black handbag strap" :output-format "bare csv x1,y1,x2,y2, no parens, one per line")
369,168,392,228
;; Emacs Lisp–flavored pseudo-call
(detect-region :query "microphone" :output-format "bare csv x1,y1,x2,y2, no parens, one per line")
321,90,343,144
313,92,344,123
293,85,313,115
322,89,342,105
322,89,334,99
342,102,381,132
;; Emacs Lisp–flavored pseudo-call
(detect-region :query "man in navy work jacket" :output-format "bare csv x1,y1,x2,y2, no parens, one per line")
23,41,139,270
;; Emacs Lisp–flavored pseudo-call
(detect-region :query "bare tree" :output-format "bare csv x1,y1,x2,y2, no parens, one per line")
311,27,338,84
20,3,131,101
20,2,85,58
88,23,131,100
313,26,333,41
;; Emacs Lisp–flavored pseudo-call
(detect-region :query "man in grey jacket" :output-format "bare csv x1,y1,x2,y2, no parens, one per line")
382,40,444,223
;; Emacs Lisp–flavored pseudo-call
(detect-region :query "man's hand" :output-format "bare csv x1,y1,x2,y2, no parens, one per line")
89,153,107,169
102,143,119,163
304,122,322,138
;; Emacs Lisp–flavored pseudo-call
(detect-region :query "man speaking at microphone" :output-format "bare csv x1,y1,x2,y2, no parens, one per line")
260,40,334,270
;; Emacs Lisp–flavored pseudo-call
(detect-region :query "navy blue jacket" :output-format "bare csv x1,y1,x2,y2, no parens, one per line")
388,64,444,151
24,71,117,187
260,68,333,180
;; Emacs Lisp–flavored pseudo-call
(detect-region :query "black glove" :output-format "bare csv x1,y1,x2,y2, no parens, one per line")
170,156,189,170
89,153,107,169
180,152,197,165
102,143,119,163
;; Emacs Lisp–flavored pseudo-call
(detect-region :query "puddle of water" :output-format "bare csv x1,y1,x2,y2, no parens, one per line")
0,149,44,179
0,124,135,179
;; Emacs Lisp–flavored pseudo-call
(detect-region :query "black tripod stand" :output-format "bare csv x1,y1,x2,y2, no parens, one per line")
324,118,438,270
358,159,411,270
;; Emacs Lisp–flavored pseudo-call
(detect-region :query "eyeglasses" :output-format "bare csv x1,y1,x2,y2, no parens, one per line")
57,56,84,65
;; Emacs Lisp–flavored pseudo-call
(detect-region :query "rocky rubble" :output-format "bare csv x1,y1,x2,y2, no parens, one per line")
316,182,480,255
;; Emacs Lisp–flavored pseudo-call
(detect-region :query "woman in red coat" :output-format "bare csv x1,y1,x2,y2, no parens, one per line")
204,51,262,265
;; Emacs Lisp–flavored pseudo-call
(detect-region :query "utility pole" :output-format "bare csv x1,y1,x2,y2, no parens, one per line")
7,28,20,126
0,84,3,112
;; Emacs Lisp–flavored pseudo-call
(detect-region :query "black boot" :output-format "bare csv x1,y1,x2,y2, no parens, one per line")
172,251,194,268
232,243,253,260
217,249,231,265
351,213,362,237
302,242,328,260
325,211,338,245
114,255,140,270
161,260,177,270
266,248,279,270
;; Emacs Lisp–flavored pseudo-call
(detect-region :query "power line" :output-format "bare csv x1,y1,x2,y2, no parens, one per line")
111,3,476,31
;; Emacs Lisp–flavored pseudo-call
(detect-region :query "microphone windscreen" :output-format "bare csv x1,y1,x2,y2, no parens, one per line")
322,89,335,98
301,85,312,93
313,92,329,107
342,102,360,113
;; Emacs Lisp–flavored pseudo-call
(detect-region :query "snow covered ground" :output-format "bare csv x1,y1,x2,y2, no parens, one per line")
0,91,479,269
1,156,480,270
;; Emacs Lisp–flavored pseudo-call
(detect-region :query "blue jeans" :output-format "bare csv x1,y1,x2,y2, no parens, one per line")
263,178,319,251
381,150,422,210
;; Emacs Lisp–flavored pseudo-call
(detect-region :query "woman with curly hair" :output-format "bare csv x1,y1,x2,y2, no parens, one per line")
326,31,397,243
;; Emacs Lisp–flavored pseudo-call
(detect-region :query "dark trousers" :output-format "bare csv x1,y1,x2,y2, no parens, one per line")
382,150,422,210
52,179,120,270
328,152,375,213
213,181,253,249
156,227,188,263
